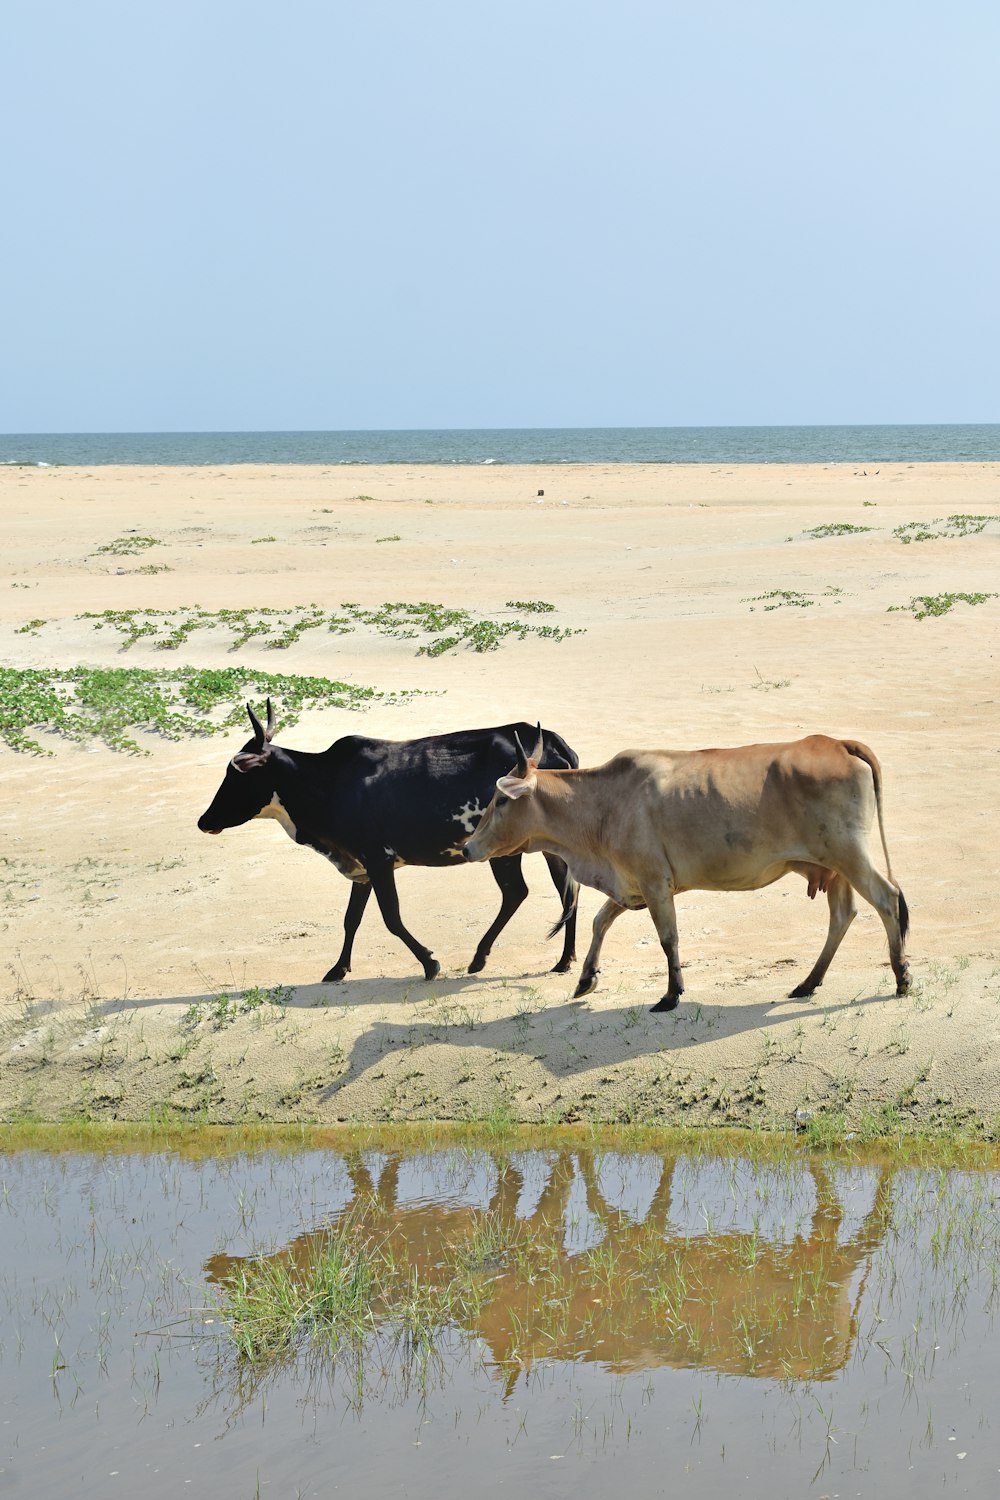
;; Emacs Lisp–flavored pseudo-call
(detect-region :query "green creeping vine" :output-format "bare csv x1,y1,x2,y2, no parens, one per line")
62,601,584,655
893,515,996,544
802,523,875,539
0,666,419,755
92,535,161,556
887,592,999,620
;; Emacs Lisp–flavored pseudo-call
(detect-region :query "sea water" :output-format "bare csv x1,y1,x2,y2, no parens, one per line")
2,423,999,467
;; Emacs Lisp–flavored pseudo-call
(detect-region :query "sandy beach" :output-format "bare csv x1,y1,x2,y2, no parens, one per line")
3,459,999,1131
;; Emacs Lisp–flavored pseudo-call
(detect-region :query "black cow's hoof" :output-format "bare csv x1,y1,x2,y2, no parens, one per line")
322,966,348,983
467,953,487,975
423,959,441,981
649,995,680,1013
788,981,816,999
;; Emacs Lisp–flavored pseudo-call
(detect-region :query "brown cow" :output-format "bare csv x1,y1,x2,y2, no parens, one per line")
462,731,910,1012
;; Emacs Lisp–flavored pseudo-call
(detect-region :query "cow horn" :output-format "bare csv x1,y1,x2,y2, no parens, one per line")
513,730,530,779
246,702,266,748
246,699,277,746
531,722,544,764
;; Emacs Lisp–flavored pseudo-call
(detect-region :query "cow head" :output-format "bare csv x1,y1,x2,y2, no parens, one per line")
197,699,280,833
463,725,544,862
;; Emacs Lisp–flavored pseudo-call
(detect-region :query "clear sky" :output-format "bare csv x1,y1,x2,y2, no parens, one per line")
5,0,998,431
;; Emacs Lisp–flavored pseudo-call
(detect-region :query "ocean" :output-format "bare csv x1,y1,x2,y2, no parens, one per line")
1,424,999,467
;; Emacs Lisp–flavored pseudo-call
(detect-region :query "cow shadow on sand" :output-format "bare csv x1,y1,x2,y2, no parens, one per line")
314,971,899,1099
89,960,900,1102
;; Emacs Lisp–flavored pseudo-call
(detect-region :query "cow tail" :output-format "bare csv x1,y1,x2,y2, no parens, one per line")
844,740,903,913
547,865,579,940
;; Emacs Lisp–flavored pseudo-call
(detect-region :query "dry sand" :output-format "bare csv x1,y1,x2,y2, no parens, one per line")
3,459,999,1132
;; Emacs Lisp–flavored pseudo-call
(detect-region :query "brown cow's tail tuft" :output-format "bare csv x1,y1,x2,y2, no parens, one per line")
897,887,910,942
547,869,579,941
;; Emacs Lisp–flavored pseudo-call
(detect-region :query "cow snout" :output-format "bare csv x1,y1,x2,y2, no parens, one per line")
197,815,221,834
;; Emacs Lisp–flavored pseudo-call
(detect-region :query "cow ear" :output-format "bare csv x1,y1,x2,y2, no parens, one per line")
497,772,536,800
231,750,269,774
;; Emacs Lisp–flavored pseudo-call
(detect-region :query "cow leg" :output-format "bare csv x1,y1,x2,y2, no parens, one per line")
467,857,529,974
367,864,441,981
788,873,856,997
792,854,910,997
574,899,627,997
643,882,684,1012
836,856,911,996
322,880,373,983
543,852,578,972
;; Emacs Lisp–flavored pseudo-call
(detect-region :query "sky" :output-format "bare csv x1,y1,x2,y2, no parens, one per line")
4,0,999,432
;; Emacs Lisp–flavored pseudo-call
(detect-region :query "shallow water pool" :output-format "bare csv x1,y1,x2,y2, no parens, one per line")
2,1140,998,1497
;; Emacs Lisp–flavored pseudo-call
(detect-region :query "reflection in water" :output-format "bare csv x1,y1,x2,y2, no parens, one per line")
4,1143,1000,1498
206,1149,892,1386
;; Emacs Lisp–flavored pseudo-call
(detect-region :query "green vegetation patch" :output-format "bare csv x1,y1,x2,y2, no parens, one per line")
182,984,294,1031
802,522,875,539
887,592,999,620
743,585,845,609
893,514,996,544
92,534,161,556
45,601,584,655
744,587,844,612
746,590,814,610
0,666,418,755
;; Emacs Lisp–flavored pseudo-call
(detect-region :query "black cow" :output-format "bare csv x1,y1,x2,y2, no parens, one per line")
197,702,579,982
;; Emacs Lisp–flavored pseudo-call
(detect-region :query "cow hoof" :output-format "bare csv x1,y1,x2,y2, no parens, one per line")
467,954,487,975
788,982,816,999
322,966,348,983
573,972,598,999
649,995,679,1013
423,959,441,981
551,959,573,974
